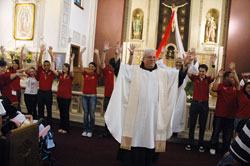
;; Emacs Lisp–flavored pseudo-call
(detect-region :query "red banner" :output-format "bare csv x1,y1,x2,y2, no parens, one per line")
156,11,175,60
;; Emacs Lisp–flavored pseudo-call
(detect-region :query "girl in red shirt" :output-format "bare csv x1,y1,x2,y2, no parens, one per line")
234,82,250,128
80,48,100,138
51,54,75,134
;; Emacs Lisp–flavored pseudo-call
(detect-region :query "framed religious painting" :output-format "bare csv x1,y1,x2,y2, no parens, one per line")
54,52,66,70
14,3,35,40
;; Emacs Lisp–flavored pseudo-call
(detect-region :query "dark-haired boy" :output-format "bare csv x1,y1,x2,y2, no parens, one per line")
185,55,216,152
209,62,240,155
37,45,55,124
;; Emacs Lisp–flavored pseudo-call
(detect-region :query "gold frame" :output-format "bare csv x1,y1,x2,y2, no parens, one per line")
14,3,35,40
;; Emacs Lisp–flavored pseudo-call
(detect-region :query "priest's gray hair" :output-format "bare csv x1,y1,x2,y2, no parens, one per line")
142,49,155,58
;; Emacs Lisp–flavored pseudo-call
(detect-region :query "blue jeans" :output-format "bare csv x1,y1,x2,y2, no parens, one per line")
82,95,97,133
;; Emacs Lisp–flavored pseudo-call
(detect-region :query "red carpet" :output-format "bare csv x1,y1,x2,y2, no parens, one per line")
51,124,222,166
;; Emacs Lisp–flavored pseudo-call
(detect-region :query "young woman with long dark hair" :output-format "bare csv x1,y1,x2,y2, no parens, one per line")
79,48,100,138
51,53,75,134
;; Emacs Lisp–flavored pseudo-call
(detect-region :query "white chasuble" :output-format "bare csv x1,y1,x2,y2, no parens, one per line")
104,63,179,152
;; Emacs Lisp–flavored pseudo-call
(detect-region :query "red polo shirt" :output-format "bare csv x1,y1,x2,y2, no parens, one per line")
189,74,214,101
82,71,98,94
236,88,250,119
9,67,21,91
214,82,238,119
57,73,74,99
102,67,114,97
0,73,11,87
0,72,18,103
37,66,55,91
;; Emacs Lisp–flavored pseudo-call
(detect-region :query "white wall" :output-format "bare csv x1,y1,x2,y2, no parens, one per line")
0,0,98,66
69,0,98,66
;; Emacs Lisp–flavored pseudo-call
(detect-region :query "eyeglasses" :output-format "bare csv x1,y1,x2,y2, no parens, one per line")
145,56,156,60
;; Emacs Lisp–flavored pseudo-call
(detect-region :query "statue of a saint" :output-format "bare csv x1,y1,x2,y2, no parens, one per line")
132,14,143,39
205,17,217,42
162,2,188,32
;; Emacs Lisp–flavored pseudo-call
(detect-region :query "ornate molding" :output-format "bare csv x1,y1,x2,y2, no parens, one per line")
59,0,71,48
197,0,203,49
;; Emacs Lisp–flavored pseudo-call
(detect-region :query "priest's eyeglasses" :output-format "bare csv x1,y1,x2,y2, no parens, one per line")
145,56,156,60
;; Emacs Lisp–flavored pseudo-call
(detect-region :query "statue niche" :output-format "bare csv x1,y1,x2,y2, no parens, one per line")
131,9,144,40
205,9,219,43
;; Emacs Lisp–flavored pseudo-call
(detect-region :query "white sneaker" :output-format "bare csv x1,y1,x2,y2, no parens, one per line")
81,131,87,137
87,132,92,138
210,149,216,155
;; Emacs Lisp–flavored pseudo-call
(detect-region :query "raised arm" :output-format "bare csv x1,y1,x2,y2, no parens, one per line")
100,42,110,69
70,53,75,77
0,46,11,67
94,49,100,74
19,46,25,69
210,54,217,80
48,46,59,76
127,44,135,65
48,46,54,68
229,62,240,91
114,42,122,63
37,44,46,69
79,47,86,71
212,69,223,91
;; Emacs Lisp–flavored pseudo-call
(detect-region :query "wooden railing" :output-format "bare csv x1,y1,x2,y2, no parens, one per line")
20,87,217,140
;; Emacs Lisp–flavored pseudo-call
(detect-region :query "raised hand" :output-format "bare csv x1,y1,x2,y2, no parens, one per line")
211,54,217,65
115,42,122,55
80,47,86,54
218,69,224,77
229,62,236,71
0,45,5,54
71,52,75,61
94,49,99,55
48,46,53,54
104,42,110,52
183,54,192,66
128,44,136,55
40,44,46,52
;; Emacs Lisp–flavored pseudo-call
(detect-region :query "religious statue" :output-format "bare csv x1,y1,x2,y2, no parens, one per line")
132,14,143,39
162,2,188,32
205,17,217,42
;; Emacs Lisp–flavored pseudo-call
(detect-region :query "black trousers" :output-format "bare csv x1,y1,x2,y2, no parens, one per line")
188,100,209,146
38,90,52,124
24,94,37,119
210,116,234,152
16,90,22,112
117,147,159,166
57,97,71,131
103,97,111,135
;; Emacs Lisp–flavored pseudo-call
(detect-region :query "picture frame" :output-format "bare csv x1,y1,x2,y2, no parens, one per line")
74,0,84,10
14,3,35,40
54,52,66,70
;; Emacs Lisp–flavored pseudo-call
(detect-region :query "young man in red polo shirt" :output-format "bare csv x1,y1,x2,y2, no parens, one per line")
209,62,240,155
185,55,216,152
37,45,55,124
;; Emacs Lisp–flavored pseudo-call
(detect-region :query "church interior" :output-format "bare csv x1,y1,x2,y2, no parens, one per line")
0,0,250,165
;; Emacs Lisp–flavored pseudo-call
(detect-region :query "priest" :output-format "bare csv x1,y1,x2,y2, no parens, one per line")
105,47,191,166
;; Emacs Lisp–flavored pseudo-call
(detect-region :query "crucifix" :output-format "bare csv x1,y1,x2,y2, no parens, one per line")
162,2,188,32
